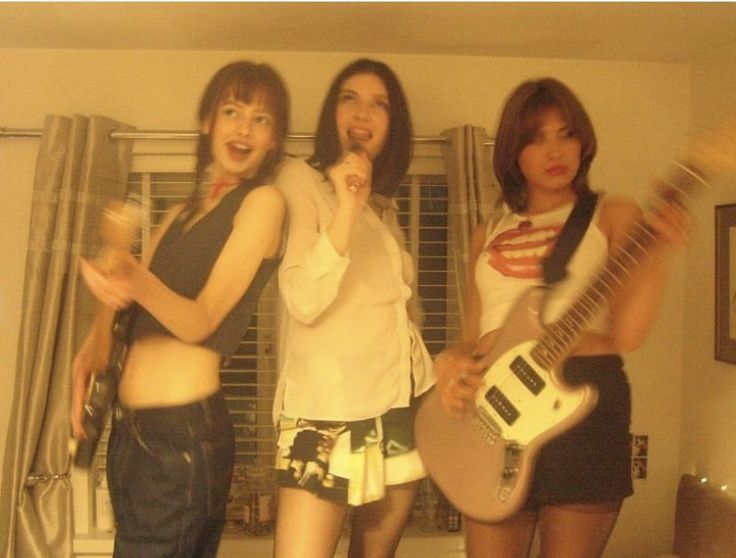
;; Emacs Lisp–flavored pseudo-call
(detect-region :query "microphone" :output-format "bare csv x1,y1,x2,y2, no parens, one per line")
347,143,365,193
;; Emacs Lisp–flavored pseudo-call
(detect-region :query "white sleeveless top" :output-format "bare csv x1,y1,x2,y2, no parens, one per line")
475,200,611,337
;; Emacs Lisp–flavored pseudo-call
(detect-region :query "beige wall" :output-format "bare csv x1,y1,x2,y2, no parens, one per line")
682,43,736,498
0,48,694,557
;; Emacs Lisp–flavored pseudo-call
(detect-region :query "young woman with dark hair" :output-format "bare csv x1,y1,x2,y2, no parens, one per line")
70,60,290,557
308,58,413,198
271,58,434,558
434,77,690,557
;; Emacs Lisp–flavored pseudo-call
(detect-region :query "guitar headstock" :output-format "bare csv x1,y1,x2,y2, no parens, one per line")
684,119,736,180
99,199,141,252
656,119,736,209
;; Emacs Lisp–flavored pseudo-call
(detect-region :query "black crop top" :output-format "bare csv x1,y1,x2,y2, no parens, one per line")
130,184,281,360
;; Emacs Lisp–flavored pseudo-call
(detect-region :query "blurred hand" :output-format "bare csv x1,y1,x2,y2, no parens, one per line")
436,343,488,418
645,180,692,249
79,252,138,310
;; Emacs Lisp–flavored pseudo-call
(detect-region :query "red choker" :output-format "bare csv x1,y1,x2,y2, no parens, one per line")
208,180,237,201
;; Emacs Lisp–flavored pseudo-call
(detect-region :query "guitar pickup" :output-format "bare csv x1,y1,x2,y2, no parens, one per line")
485,386,520,426
510,355,545,395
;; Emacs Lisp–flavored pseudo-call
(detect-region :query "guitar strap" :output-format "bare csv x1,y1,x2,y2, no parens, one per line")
542,191,599,286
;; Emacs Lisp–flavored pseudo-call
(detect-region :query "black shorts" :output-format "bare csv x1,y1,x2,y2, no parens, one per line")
528,355,634,506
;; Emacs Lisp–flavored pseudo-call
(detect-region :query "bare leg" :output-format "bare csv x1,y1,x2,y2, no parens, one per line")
538,501,623,558
273,487,348,558
463,509,537,558
347,480,420,558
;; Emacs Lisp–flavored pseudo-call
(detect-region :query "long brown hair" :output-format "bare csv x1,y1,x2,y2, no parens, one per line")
308,59,413,198
493,78,597,212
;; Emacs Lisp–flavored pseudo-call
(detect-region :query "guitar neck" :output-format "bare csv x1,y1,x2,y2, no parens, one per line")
87,198,141,370
88,303,116,372
532,220,657,367
531,161,708,368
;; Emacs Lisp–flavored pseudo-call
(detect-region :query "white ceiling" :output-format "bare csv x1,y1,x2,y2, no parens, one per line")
1,2,735,63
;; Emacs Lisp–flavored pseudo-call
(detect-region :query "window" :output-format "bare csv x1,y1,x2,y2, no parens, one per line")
396,174,452,356
72,146,452,542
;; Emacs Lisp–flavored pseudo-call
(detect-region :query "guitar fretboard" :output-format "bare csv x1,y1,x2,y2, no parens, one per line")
530,162,707,369
531,221,656,368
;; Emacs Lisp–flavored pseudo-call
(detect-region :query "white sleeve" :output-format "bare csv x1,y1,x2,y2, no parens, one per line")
275,158,350,324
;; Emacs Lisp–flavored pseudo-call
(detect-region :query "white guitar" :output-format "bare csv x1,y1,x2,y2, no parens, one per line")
415,126,735,522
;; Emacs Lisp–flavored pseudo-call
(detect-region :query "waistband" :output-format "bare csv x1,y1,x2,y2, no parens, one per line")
282,392,419,431
115,390,229,437
563,354,623,368
562,354,626,386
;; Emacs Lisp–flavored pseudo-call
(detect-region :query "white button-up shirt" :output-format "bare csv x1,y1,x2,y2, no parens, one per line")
273,157,435,421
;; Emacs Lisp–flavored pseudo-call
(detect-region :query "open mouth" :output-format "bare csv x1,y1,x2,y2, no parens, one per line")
227,142,252,160
347,128,372,142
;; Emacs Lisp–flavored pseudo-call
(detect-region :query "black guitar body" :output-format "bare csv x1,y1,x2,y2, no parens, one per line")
73,370,119,468
73,308,133,469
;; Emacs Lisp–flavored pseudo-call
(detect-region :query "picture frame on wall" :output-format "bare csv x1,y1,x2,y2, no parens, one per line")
715,204,736,364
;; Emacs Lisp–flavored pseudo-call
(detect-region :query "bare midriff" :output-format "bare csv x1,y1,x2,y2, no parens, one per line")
118,335,221,408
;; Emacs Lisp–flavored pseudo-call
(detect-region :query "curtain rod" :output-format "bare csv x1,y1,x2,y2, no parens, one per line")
0,127,437,143
0,127,494,146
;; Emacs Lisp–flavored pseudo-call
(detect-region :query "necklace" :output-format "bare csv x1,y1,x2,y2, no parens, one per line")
207,179,238,202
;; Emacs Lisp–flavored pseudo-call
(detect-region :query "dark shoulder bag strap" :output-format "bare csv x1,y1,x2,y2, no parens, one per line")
542,191,599,286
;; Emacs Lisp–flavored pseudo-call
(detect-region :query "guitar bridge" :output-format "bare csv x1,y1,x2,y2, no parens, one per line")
472,404,502,444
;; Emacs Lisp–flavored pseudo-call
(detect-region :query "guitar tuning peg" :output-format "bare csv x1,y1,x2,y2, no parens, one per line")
682,119,736,179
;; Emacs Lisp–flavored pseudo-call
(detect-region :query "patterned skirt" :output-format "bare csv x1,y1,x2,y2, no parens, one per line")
274,403,426,506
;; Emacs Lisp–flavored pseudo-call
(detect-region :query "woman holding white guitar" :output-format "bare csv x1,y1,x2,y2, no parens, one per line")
70,61,290,557
433,78,692,557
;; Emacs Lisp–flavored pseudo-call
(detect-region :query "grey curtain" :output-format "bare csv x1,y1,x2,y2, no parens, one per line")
441,125,501,341
0,115,134,558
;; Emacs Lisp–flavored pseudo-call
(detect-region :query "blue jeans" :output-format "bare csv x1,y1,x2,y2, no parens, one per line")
107,391,235,557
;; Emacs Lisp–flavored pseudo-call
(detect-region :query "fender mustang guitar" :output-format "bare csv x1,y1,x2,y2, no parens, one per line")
415,127,735,522
71,200,140,469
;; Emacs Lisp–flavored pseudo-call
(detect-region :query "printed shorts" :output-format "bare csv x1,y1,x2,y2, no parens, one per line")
274,402,426,506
